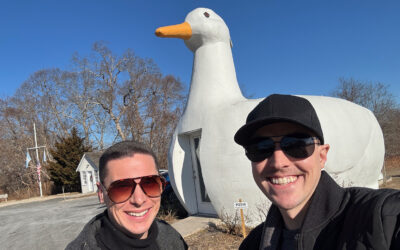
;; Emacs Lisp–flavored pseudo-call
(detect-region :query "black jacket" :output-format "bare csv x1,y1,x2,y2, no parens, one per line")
65,211,187,250
240,171,400,250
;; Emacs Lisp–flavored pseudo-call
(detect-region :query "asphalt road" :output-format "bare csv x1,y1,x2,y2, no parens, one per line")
0,195,105,250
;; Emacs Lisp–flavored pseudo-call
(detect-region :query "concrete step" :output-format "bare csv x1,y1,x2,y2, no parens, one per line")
171,215,222,237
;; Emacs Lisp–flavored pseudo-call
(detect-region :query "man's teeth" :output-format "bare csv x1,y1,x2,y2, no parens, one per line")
128,210,148,217
270,176,298,185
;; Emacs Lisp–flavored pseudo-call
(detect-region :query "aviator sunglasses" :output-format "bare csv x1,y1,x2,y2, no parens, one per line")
104,175,166,203
244,133,320,162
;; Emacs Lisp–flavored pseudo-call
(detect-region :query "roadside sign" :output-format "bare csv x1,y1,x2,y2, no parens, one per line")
234,201,248,209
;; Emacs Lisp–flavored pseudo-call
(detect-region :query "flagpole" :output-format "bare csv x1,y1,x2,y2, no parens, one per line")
34,123,43,197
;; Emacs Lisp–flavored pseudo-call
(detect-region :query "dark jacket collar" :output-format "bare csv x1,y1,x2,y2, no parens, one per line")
301,171,346,232
96,210,158,250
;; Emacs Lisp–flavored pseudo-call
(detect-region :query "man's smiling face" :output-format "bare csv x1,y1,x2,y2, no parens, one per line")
98,153,160,239
251,122,329,217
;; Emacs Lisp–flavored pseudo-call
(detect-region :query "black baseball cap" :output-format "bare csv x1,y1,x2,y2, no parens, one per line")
234,94,324,146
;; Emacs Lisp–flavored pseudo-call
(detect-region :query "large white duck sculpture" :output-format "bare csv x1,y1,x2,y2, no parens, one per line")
156,8,384,223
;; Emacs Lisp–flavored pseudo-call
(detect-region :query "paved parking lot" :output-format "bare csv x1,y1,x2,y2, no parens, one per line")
0,195,104,250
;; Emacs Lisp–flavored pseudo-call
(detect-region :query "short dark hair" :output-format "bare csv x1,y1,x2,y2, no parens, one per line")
99,140,159,184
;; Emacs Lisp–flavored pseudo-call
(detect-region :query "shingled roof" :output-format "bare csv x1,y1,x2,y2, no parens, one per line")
84,151,104,170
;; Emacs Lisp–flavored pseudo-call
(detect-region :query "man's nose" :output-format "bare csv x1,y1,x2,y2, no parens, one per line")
129,183,147,206
268,144,291,169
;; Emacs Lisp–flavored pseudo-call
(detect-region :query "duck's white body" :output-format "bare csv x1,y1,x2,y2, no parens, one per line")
156,8,384,224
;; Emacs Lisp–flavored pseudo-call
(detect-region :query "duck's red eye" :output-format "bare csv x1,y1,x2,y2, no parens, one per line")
204,12,210,18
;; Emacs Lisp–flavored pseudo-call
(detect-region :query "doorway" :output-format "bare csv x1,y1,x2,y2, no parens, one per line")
189,132,216,215
88,171,94,192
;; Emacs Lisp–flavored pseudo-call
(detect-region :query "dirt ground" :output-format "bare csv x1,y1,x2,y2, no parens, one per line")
185,225,243,250
380,156,400,189
380,172,400,190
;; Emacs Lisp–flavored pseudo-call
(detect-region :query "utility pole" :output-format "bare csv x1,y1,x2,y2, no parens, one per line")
34,123,42,197
27,123,46,197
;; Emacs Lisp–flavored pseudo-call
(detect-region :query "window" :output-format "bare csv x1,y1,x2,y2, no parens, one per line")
95,171,99,183
82,171,87,185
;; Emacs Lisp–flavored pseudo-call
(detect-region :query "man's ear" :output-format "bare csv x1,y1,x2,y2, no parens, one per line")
97,182,105,203
319,144,330,169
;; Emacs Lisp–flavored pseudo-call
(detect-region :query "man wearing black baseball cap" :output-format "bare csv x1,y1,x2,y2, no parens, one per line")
235,94,400,249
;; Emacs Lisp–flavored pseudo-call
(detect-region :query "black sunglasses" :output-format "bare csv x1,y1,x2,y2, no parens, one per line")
103,175,166,204
244,134,320,162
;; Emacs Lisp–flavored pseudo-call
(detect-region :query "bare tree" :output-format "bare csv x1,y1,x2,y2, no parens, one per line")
72,41,186,151
0,97,51,198
145,74,185,169
331,78,400,156
24,69,71,137
0,41,186,198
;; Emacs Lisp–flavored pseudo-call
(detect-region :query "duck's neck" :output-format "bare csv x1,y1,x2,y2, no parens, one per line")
186,42,244,110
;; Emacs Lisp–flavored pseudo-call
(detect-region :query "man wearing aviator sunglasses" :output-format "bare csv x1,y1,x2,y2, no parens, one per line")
234,94,400,249
67,140,187,249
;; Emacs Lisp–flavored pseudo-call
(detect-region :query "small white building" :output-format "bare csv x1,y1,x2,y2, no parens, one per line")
76,151,103,194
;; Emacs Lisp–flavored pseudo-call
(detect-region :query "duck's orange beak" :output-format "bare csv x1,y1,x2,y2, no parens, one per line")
155,22,192,40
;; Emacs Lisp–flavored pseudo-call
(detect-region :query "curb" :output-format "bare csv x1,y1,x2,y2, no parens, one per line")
0,192,97,208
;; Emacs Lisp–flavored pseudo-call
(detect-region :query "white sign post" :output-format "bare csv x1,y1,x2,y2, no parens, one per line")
234,199,248,238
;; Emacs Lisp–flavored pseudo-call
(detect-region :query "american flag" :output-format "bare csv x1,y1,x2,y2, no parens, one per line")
37,164,41,181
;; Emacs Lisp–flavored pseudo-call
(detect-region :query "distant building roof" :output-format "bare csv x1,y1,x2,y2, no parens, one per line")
84,151,104,170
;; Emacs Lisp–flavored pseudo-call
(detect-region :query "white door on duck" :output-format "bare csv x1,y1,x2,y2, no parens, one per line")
189,132,216,215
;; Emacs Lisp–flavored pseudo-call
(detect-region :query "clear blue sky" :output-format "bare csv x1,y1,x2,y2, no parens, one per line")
1,0,399,102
